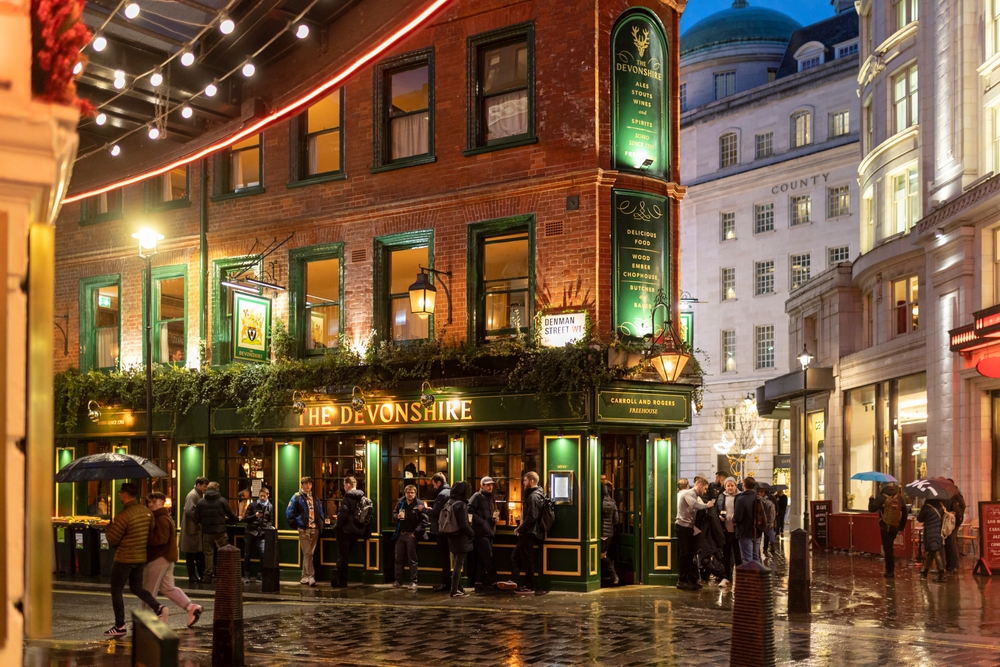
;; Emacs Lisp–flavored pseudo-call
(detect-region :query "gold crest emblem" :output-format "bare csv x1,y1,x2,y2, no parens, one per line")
240,307,265,347
632,26,650,57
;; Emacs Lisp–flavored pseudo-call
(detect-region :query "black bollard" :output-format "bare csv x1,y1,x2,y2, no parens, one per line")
132,609,179,667
787,528,810,615
729,561,776,667
212,544,244,667
261,526,280,593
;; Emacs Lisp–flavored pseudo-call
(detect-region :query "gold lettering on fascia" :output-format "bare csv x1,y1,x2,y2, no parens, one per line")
770,173,830,195
299,400,474,427
608,395,678,416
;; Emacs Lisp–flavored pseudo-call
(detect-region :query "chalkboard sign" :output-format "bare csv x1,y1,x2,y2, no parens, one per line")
811,500,832,548
976,501,1000,575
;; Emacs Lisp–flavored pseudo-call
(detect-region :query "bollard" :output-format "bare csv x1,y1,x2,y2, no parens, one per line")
212,544,244,667
132,609,179,667
787,528,811,615
261,526,280,593
729,561,775,667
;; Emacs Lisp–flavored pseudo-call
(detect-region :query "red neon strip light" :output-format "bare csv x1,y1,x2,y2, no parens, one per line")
63,0,454,204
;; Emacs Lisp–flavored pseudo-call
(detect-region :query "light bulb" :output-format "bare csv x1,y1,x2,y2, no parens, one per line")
110,144,121,156
241,61,255,77
219,15,234,34
181,106,193,119
149,70,163,86
295,23,309,39
124,2,140,19
73,62,83,75
95,112,107,125
93,35,107,52
148,126,160,140
205,82,217,97
180,51,195,67
113,75,126,90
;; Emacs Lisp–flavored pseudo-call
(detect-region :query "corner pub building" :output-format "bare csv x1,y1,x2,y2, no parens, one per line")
51,0,691,591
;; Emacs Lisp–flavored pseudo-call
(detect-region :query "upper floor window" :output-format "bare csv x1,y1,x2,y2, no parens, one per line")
755,260,775,295
374,232,432,342
790,253,811,290
827,185,850,218
722,267,736,300
894,0,917,32
795,42,825,72
374,49,434,169
289,244,343,355
767,68,777,82
80,189,123,224
719,132,738,168
724,406,736,429
790,195,811,226
994,107,1000,174
891,166,919,234
837,42,859,58
864,291,874,347
993,0,1000,57
152,271,186,364
470,218,533,342
791,111,811,148
892,275,919,335
799,56,821,71
755,132,773,159
893,64,918,134
722,330,736,372
721,212,736,241
714,71,735,100
754,203,774,234
146,167,189,209
679,83,687,112
468,25,534,152
829,110,850,138
755,324,775,369
214,134,262,198
291,89,344,183
80,276,121,371
828,245,851,267
863,97,873,153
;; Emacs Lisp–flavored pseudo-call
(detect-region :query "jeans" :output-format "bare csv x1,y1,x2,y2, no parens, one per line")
297,528,319,581
110,561,160,627
511,533,539,589
201,532,229,578
243,535,265,578
676,524,697,584
738,537,758,564
472,536,496,587
142,557,192,611
336,530,359,586
185,551,204,582
394,534,418,584
451,550,468,595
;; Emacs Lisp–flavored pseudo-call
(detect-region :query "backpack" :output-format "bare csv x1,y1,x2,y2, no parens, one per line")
753,497,768,534
537,494,556,533
354,495,373,529
881,493,903,528
437,499,460,535
940,506,956,539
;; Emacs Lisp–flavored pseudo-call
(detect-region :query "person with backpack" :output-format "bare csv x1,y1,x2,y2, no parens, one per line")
334,476,368,588
193,481,238,584
757,487,778,559
868,483,909,578
422,472,452,592
600,482,620,586
392,484,426,591
675,477,715,590
441,481,475,598
286,476,324,586
733,476,762,564
945,479,967,573
917,498,948,582
511,471,549,595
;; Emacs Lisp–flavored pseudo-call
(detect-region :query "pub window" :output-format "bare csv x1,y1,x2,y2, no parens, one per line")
80,276,121,372
790,253,811,291
210,438,274,517
472,429,540,526
892,275,919,336
714,71,735,100
754,132,773,159
80,188,123,225
827,185,850,218
472,221,532,343
720,211,736,241
724,407,736,431
373,49,434,170
892,64,918,134
894,0,917,32
387,431,449,503
213,134,263,198
151,270,186,364
721,267,736,301
891,165,919,234
790,195,811,226
754,260,774,295
313,435,367,520
722,329,736,372
719,132,738,168
467,24,534,152
791,110,811,148
829,110,849,138
290,88,344,183
679,82,687,112
828,245,851,267
146,166,189,209
289,244,343,355
754,203,774,234
755,324,775,369
374,232,432,343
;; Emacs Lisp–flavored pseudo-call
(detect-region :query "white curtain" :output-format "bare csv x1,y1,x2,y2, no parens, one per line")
487,90,528,140
96,327,118,368
391,113,429,159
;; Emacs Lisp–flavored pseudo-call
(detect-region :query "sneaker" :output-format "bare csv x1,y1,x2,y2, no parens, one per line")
104,625,127,637
496,580,518,591
432,584,450,592
450,590,469,598
514,587,535,595
718,579,731,588
300,577,310,585
308,577,316,587
409,583,418,592
392,581,403,589
186,604,202,628
243,576,250,585
157,606,169,623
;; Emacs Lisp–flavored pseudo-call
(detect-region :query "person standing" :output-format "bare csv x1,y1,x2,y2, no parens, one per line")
758,487,777,559
102,483,165,637
775,489,789,537
868,483,908,578
469,476,503,591
511,471,546,595
717,477,741,587
286,476,324,586
423,473,452,592
194,481,237,583
733,476,760,564
242,487,273,584
674,477,715,590
180,476,207,584
143,492,203,627
945,479,967,573
334,476,367,588
392,484,425,590
917,498,947,582
600,482,620,586
445,481,475,598
707,472,727,502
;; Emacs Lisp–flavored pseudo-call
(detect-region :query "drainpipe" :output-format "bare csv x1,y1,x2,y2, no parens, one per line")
199,158,208,358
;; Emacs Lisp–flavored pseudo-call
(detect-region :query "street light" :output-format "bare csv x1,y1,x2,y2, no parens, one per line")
132,228,163,463
643,288,690,383
798,343,813,532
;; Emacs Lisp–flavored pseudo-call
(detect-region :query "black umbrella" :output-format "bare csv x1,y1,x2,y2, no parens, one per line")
54,453,168,483
903,477,959,501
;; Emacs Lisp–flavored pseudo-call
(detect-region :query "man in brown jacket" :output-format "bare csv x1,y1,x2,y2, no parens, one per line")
103,482,165,637
142,492,203,627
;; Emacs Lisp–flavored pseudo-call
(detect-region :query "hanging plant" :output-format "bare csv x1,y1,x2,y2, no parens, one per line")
30,0,94,114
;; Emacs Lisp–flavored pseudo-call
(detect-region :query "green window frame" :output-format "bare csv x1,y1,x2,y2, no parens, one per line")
79,189,124,225
212,134,264,201
79,274,122,372
142,265,188,364
145,166,191,212
467,215,535,344
288,243,345,356
465,22,536,155
373,230,434,343
211,256,263,366
371,48,435,173
288,88,346,188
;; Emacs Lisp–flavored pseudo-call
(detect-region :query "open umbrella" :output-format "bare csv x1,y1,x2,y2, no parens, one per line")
903,477,958,500
770,485,788,491
54,452,167,483
851,471,898,483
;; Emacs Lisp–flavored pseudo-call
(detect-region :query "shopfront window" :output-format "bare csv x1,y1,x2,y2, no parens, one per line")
896,373,927,486
847,385,876,508
472,429,540,526
387,431,449,503
808,410,826,503
211,438,275,515
312,435,366,520
146,438,176,502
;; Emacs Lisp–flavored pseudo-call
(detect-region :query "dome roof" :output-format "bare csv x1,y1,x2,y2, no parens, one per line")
680,1,801,58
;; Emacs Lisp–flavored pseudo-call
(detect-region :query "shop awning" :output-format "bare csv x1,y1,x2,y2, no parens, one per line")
755,367,835,418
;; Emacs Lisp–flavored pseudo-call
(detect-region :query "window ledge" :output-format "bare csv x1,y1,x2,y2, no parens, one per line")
211,186,265,203
463,135,538,157
754,292,776,298
286,172,347,189
721,238,737,242
146,198,192,213
753,229,776,236
790,222,814,228
79,212,124,226
370,154,437,174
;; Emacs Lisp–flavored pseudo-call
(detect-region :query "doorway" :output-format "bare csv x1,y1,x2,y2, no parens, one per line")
601,433,640,584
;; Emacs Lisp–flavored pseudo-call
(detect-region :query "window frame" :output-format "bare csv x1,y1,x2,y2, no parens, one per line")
288,243,345,357
891,275,919,336
722,329,736,373
720,211,736,241
467,215,535,344
790,253,811,291
828,245,851,267
790,194,812,226
754,203,774,234
465,22,536,156
893,0,917,32
145,166,191,212
827,185,850,218
719,132,738,168
892,63,918,135
141,264,188,365
791,110,812,148
721,267,736,301
679,82,687,112
889,165,919,234
79,273,122,372
373,229,435,344
755,324,775,370
372,48,436,172
288,88,346,188
212,134,264,201
754,132,773,160
863,95,873,154
829,110,850,139
754,260,775,296
210,256,263,366
79,189,124,226
714,71,736,100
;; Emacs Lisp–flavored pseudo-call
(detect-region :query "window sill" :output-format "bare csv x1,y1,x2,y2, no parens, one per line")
754,292,776,298
286,172,347,189
721,237,737,242
79,212,124,226
463,135,538,157
147,198,192,213
211,186,265,203
370,154,437,174
753,229,776,236
790,221,813,228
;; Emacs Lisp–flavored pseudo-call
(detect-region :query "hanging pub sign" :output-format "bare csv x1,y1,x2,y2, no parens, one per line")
679,311,693,348
612,189,669,339
233,293,271,362
611,8,668,180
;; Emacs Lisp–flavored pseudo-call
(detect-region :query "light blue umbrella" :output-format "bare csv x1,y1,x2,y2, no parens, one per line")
850,471,897,483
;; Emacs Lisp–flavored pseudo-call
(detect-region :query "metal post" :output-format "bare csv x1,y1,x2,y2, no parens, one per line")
145,255,153,462
802,368,809,532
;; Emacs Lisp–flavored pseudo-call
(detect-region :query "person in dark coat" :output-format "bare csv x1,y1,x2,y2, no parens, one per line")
775,489,789,537
421,473,452,592
917,499,947,582
733,477,759,564
945,479,967,573
600,483,620,585
241,487,273,584
868,483,908,578
193,481,237,582
391,484,425,590
469,476,506,590
696,488,726,581
333,476,367,588
446,481,475,598
180,477,208,583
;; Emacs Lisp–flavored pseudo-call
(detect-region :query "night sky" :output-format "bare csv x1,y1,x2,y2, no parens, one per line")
680,0,838,34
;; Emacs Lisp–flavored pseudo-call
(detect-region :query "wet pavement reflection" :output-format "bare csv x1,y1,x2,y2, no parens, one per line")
25,548,1000,665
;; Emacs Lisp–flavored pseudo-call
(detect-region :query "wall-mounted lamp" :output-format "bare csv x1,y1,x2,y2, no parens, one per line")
408,266,453,324
351,386,366,412
87,400,101,423
420,381,435,408
643,288,690,383
291,391,306,415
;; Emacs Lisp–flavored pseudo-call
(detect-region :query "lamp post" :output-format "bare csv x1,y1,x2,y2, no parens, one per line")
798,343,813,532
133,229,163,461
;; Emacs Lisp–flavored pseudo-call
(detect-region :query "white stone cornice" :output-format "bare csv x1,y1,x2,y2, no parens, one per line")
858,125,918,178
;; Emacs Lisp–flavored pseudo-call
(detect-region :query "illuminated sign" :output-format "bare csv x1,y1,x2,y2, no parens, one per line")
98,295,112,308
596,390,689,425
540,312,587,347
298,399,473,428
233,293,271,363
612,190,669,339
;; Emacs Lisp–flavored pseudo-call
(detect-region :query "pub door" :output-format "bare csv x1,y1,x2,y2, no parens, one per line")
601,433,640,584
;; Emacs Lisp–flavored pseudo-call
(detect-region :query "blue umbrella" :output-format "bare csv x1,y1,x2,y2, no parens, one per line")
850,471,897,483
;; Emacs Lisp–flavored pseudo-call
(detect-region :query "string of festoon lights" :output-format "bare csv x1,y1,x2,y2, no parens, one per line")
76,0,319,161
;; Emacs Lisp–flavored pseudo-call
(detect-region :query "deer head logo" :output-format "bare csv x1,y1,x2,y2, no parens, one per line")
632,26,650,57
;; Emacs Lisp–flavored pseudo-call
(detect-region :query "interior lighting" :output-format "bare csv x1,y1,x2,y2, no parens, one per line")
124,2,140,19
149,69,163,87
241,61,256,77
180,51,195,66
148,125,160,140
295,23,310,39
93,34,107,52
113,71,126,89
181,106,193,119
205,82,217,97
95,113,107,125
110,144,120,156
219,14,235,34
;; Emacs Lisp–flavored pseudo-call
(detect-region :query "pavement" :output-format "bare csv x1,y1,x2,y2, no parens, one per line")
23,545,1000,666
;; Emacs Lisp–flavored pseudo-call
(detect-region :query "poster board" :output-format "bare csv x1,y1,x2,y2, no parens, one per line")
976,501,1000,575
810,500,832,549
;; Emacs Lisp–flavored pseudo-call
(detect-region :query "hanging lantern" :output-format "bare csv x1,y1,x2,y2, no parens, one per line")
351,386,366,412
420,381,435,408
408,271,436,319
647,348,689,383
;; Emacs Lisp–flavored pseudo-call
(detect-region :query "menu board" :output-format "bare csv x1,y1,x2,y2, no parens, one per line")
979,501,1000,574
612,190,669,339
811,500,832,548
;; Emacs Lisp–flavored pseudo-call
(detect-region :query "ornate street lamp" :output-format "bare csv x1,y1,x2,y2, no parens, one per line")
132,228,163,460
408,266,452,323
644,288,690,383
799,343,813,531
